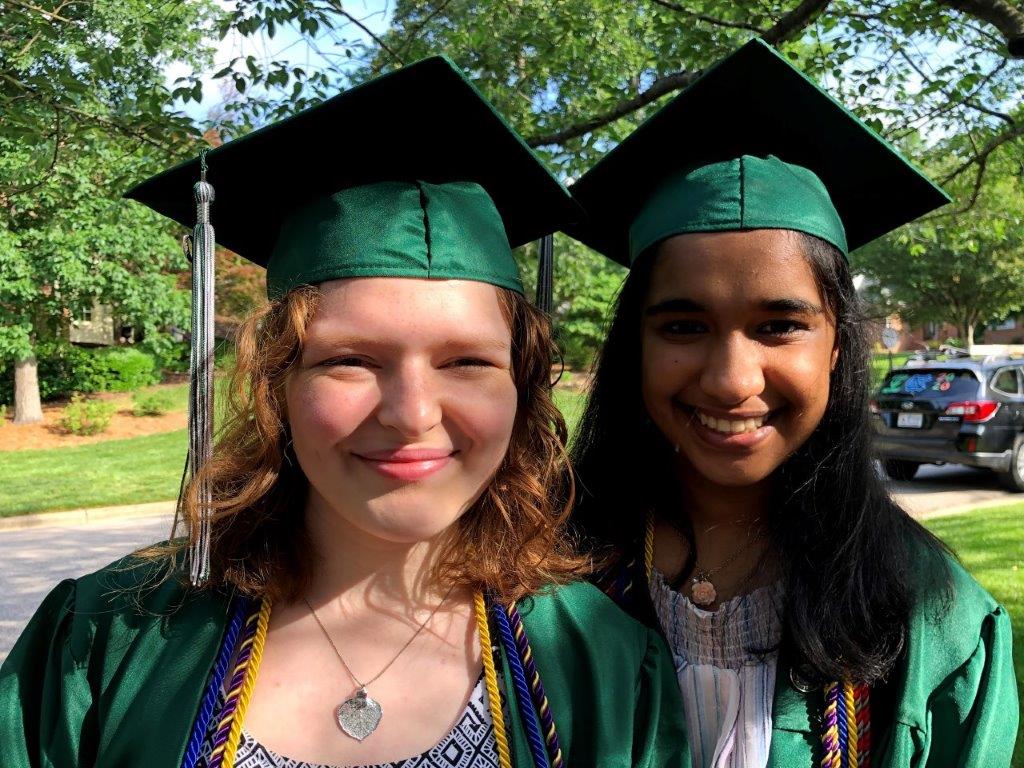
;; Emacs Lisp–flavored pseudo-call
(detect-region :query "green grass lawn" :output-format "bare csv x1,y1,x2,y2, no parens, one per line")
924,504,1024,765
1,429,187,517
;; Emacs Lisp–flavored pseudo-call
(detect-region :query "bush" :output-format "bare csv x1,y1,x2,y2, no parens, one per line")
0,403,6,425
59,394,116,435
0,343,160,405
94,347,159,391
133,390,176,417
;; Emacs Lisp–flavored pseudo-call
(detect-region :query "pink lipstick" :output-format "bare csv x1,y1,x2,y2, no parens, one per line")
354,447,454,482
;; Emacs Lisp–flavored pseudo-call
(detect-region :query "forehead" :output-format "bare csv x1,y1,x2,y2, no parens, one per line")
646,230,823,306
306,277,511,342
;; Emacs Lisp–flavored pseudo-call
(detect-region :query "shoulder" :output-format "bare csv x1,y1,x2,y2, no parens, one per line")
906,541,1002,662
895,539,1011,714
519,580,660,663
10,547,228,667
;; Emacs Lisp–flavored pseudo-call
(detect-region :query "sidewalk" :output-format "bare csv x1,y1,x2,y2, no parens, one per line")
1,490,1015,534
0,499,175,531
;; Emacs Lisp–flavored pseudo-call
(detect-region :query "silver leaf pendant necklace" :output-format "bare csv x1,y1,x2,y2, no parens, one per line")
304,585,454,742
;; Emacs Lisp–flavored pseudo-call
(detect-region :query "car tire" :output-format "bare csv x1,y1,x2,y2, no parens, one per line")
999,437,1024,492
882,459,920,481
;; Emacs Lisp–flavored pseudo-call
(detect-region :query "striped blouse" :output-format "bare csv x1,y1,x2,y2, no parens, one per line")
650,569,784,768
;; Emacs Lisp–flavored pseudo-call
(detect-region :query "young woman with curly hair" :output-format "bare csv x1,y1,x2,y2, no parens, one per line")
0,60,686,768
568,41,1018,768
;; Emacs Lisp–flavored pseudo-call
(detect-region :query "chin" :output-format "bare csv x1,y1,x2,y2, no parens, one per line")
683,456,782,488
358,500,466,544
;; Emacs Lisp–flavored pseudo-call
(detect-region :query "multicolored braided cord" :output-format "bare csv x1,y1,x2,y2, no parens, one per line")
821,680,870,768
181,595,250,768
206,597,271,768
474,592,513,768
506,601,564,768
492,598,551,768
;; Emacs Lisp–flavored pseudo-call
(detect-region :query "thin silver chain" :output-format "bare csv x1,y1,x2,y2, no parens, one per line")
693,528,765,581
304,585,455,690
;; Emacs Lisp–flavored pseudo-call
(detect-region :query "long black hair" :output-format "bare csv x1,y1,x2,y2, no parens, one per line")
571,232,951,685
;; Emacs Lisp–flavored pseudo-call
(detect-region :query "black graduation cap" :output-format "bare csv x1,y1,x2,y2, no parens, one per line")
126,55,580,270
568,38,951,266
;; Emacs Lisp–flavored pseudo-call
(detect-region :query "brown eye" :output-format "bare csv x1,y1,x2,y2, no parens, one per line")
759,320,807,336
660,320,707,335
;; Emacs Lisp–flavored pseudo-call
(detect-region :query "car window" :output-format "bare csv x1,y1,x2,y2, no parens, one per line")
878,369,979,398
991,368,1020,395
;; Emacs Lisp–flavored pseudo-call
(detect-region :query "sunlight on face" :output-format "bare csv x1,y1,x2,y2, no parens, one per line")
286,278,517,546
641,229,838,490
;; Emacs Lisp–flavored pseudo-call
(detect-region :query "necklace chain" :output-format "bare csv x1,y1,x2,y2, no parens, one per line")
692,527,764,580
304,585,455,691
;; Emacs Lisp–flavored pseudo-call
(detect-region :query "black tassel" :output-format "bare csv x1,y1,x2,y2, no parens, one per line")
535,234,554,314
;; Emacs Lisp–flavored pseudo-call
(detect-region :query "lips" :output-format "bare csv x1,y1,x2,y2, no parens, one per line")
353,447,455,481
672,402,776,450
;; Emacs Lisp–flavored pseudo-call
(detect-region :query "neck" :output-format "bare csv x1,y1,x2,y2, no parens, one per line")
654,458,775,601
302,488,453,613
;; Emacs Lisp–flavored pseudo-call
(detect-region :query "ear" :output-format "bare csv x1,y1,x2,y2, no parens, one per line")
830,340,840,372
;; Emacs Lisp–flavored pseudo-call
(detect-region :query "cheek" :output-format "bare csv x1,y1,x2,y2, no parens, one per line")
286,376,378,446
641,336,695,402
768,346,833,420
449,377,518,457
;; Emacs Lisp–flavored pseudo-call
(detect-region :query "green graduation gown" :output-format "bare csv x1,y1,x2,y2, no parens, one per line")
0,556,689,767
654,551,1019,767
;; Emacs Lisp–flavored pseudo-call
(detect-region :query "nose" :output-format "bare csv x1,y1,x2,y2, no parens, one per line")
376,362,443,438
699,331,765,405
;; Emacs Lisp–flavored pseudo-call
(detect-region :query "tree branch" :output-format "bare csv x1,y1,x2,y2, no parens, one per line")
526,69,700,147
941,119,1024,186
525,0,831,147
332,6,405,66
935,0,1024,56
760,0,834,45
649,0,763,32
4,0,76,23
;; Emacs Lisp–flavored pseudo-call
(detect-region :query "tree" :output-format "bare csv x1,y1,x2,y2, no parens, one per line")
0,138,190,421
1,0,218,422
853,156,1024,347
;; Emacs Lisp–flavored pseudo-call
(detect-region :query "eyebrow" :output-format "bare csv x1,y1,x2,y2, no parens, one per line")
645,297,824,316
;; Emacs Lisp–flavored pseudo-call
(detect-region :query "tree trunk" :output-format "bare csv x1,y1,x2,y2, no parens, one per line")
13,354,43,424
966,322,976,348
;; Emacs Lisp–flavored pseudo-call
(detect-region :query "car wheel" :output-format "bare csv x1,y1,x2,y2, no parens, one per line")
882,459,920,481
999,437,1024,492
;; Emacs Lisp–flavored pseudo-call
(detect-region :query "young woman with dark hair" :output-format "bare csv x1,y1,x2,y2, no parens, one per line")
569,40,1018,767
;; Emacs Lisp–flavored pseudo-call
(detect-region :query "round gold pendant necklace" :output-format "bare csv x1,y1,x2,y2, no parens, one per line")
304,585,454,742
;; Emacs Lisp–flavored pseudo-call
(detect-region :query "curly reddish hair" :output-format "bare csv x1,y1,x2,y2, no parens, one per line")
158,284,588,604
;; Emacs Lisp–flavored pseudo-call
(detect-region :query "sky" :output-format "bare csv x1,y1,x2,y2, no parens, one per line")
163,0,394,125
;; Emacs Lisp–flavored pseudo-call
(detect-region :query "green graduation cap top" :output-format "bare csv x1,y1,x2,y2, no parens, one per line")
126,55,580,298
568,38,951,266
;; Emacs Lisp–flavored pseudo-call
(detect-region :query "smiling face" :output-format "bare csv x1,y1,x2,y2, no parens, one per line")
641,229,838,489
285,278,518,545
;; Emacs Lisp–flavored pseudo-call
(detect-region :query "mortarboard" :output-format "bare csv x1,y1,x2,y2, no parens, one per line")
568,38,951,266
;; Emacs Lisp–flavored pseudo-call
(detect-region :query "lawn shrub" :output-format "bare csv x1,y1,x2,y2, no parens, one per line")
93,347,159,391
59,394,116,435
132,390,176,417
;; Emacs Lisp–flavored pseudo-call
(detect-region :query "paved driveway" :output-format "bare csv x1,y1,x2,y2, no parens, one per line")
0,515,173,664
889,463,1020,517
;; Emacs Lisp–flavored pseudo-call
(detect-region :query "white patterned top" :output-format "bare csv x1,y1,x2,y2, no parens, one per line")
650,569,784,768
197,675,499,768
